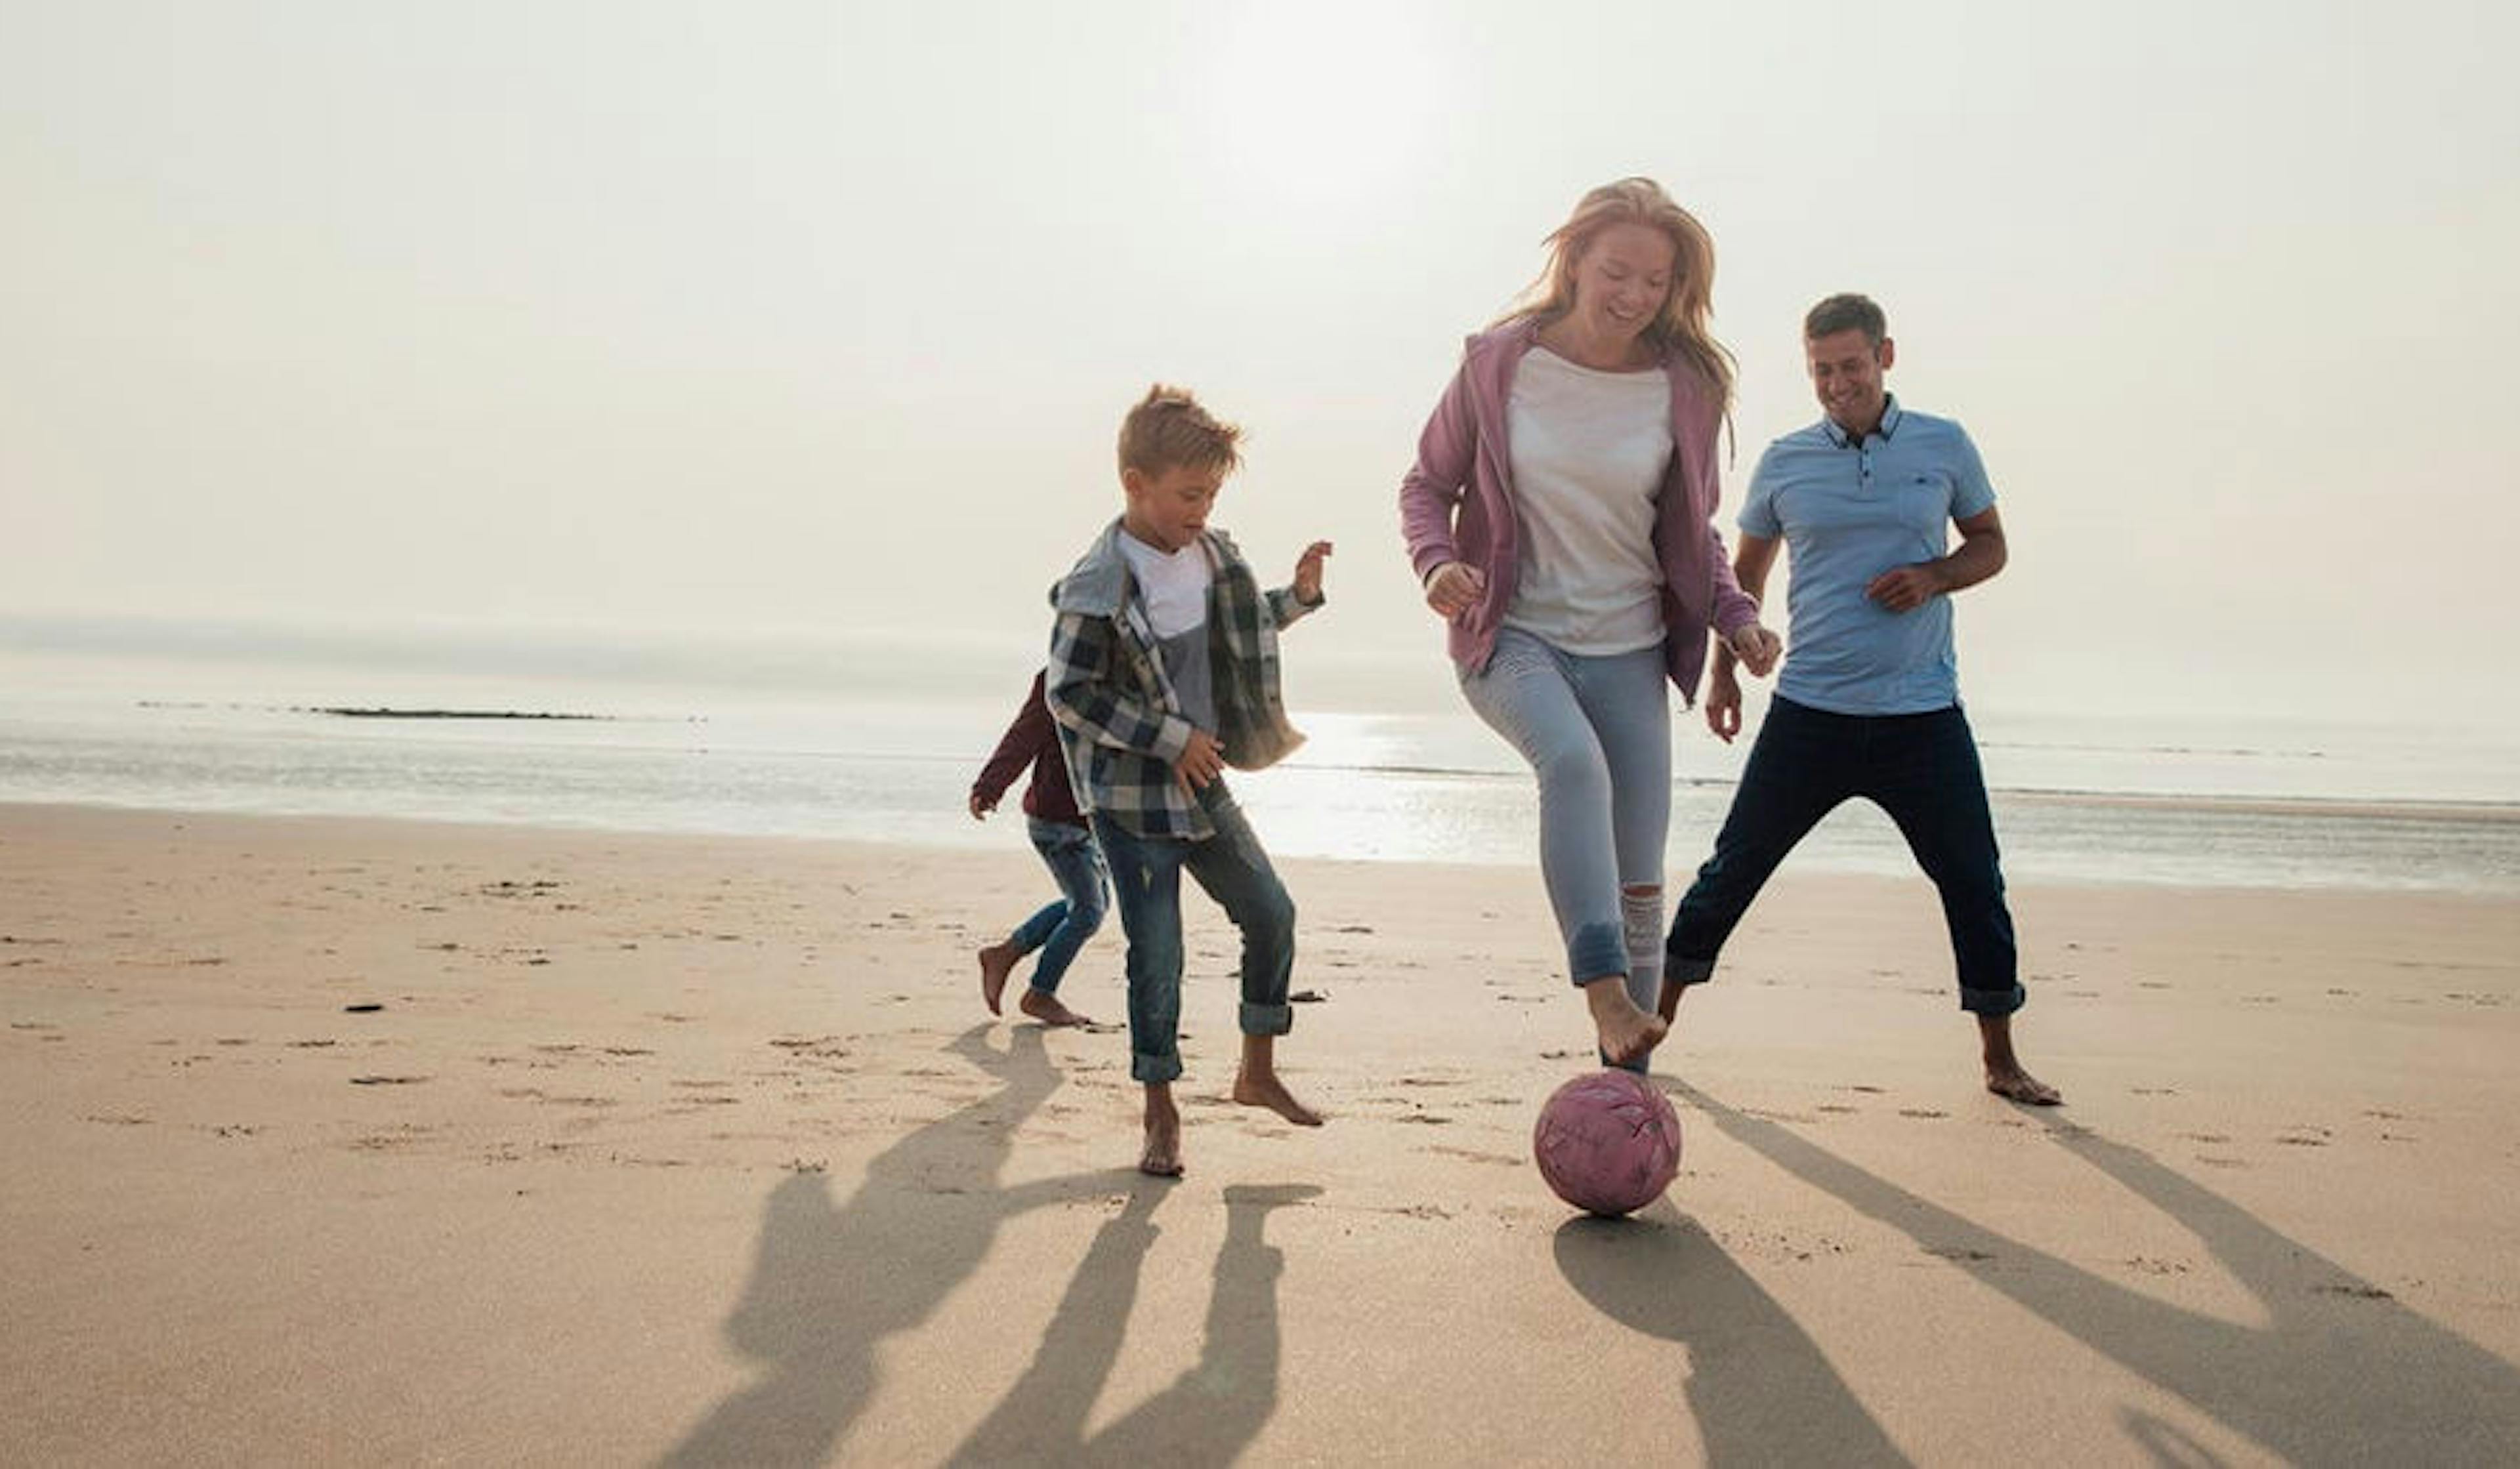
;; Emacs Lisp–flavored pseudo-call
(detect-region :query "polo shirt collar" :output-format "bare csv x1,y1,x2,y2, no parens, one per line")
1822,394,1904,447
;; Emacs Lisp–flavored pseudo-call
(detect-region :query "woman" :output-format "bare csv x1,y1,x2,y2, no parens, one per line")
1398,177,1780,1068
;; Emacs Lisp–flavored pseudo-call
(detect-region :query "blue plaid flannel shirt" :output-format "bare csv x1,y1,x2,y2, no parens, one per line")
1044,520,1322,840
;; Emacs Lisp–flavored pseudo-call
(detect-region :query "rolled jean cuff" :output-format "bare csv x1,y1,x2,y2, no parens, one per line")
1131,1050,1185,1085
1566,922,1628,987
1665,955,1717,986
1240,1001,1293,1037
1960,983,2026,1018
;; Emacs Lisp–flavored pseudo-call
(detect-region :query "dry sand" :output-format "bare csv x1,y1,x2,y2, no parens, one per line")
3,801,2516,1466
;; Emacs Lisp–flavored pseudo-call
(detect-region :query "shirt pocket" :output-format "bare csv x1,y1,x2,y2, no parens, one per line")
1895,468,1956,543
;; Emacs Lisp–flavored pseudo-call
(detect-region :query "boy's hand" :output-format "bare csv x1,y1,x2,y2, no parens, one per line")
967,793,996,820
1292,541,1334,606
1175,728,1226,790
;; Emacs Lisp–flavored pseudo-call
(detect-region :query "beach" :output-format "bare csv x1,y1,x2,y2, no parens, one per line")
4,799,2517,1464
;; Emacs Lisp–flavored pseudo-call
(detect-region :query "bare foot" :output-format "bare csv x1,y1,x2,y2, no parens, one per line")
1585,976,1668,1067
1977,1014,2060,1106
1987,1066,2063,1106
1141,1088,1184,1176
976,941,1018,1016
1018,989,1095,1028
1655,976,1687,1025
1232,1069,1324,1126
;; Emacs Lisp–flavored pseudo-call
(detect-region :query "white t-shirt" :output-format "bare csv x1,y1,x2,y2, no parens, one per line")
1502,348,1673,654
1117,529,1216,732
1117,531,1210,638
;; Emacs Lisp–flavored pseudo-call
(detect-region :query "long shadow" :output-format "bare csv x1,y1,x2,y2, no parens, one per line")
661,1025,1111,1467
1553,1205,1911,1466
1674,1083,2520,1466
950,1182,1320,1465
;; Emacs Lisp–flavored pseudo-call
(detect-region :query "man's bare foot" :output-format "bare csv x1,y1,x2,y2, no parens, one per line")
1585,976,1668,1067
1018,989,1095,1028
1141,1086,1184,1176
1986,1066,2063,1106
1977,1014,2060,1105
977,941,1018,1016
1232,1069,1324,1126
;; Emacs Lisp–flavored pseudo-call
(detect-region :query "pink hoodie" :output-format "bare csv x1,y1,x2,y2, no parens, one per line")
1398,318,1760,705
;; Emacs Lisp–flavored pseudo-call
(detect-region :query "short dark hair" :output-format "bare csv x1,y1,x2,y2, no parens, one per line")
1803,293,1887,348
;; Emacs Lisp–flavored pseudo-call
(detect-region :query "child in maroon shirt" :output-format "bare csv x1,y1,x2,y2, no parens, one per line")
968,669,1107,1026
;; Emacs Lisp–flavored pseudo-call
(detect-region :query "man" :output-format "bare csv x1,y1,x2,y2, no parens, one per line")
1661,293,2060,1104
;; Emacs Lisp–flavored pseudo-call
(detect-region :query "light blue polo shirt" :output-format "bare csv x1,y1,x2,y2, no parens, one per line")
1740,397,1996,715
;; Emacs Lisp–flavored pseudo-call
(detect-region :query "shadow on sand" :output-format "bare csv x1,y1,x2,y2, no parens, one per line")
1553,1203,1909,1465
661,1025,1307,1467
1668,1082,2520,1466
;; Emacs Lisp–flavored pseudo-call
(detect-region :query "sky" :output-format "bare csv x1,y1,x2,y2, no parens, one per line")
5,0,2517,728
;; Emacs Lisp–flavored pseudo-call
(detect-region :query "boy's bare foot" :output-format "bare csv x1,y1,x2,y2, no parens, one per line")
1141,1086,1184,1176
1585,975,1668,1067
977,941,1018,1016
1232,1069,1324,1126
1655,976,1687,1025
1018,989,1095,1027
1986,1066,2063,1106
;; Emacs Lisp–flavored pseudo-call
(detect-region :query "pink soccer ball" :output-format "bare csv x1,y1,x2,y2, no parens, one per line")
1532,1069,1683,1216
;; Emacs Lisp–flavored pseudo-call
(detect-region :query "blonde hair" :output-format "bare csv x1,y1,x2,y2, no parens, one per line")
1116,383,1242,477
1502,176,1736,410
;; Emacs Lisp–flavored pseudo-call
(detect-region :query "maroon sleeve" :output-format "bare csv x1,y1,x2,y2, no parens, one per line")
971,669,1055,803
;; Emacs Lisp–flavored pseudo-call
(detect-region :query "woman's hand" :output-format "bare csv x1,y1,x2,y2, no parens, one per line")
1423,562,1487,619
1727,623,1782,679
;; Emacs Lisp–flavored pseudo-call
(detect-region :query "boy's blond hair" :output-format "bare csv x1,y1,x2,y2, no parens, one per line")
1116,384,1242,478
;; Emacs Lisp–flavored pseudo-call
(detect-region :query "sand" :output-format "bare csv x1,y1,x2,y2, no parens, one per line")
3,800,2516,1465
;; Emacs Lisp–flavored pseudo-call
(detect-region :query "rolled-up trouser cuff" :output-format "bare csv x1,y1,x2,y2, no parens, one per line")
1566,921,1628,987
1240,1001,1292,1037
1131,1050,1185,1085
1961,983,2026,1017
1665,955,1717,985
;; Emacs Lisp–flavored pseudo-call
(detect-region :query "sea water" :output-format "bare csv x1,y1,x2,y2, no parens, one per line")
3,621,2515,894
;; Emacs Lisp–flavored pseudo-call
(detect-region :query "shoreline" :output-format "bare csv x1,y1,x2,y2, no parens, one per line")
7,795,2516,898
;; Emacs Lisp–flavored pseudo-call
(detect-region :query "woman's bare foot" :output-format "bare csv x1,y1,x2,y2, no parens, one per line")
1585,975,1668,1067
1986,1065,2062,1106
1140,1085,1184,1176
1232,1069,1324,1126
976,941,1018,1016
1018,989,1095,1027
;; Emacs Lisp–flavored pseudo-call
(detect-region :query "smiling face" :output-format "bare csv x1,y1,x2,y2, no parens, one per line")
1121,461,1226,554
1806,327,1896,437
1566,221,1677,354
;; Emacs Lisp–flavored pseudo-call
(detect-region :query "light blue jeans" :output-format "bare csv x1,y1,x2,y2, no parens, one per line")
1460,627,1670,1017
1007,817,1110,996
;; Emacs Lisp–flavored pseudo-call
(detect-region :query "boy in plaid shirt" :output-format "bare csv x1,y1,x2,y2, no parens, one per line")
1045,384,1332,1178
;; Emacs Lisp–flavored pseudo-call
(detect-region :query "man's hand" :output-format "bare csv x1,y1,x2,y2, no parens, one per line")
1174,728,1225,791
1865,562,1948,614
1292,540,1334,605
1703,666,1744,743
1727,623,1782,678
967,792,996,821
1424,562,1486,619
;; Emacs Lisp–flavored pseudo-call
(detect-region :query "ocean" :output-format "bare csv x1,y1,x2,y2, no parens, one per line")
4,619,2516,895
